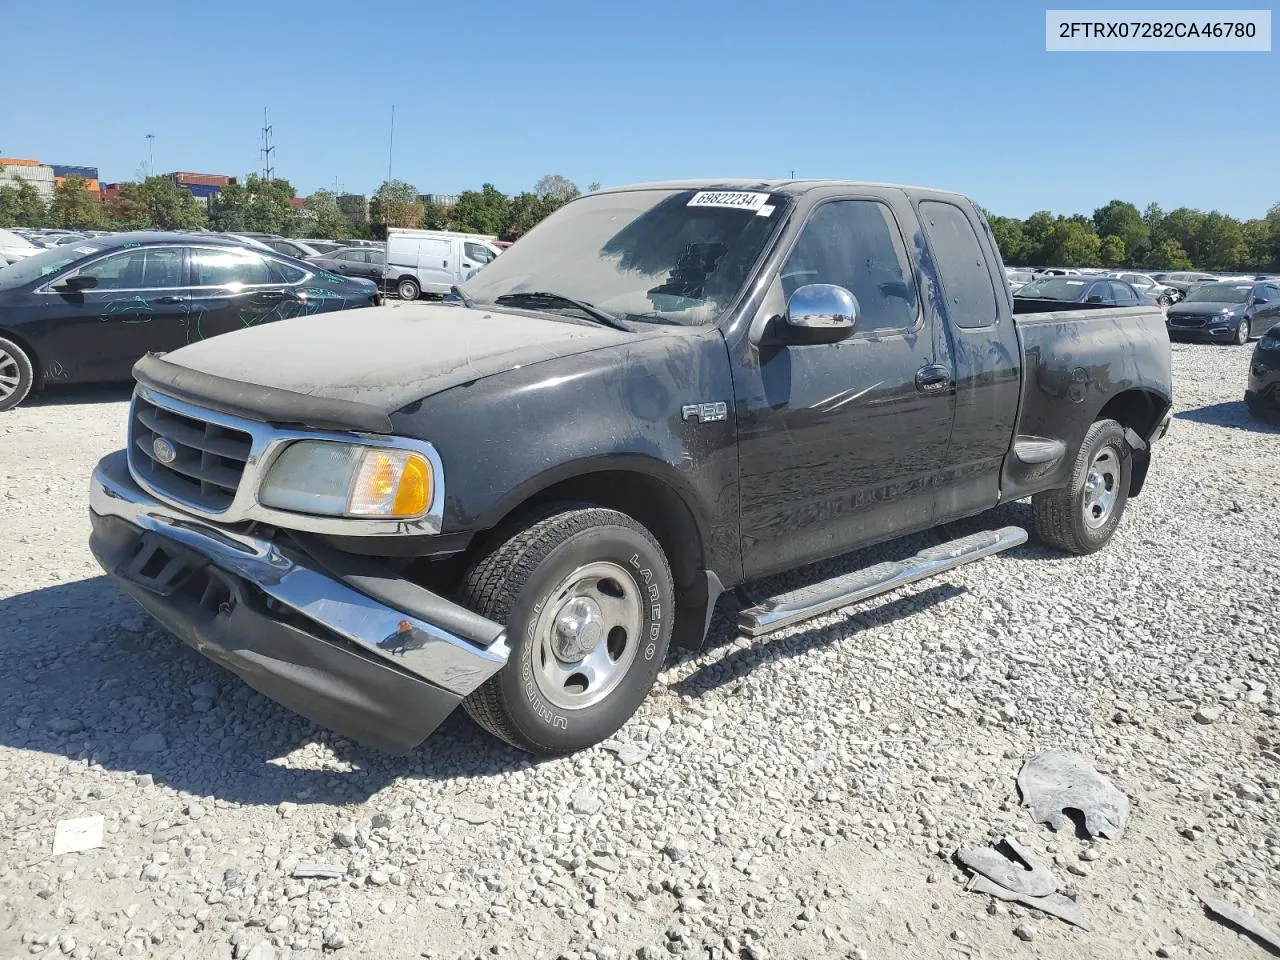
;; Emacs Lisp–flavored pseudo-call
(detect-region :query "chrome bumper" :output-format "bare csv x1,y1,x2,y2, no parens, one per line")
90,450,506,701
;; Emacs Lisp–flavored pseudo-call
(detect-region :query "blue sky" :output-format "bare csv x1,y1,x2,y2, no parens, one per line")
1,0,1275,218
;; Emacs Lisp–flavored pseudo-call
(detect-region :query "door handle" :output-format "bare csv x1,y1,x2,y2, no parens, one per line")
255,290,292,302
915,364,953,395
153,295,187,304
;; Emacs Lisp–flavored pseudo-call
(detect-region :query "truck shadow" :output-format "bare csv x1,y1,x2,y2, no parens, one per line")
1176,401,1280,433
0,576,535,808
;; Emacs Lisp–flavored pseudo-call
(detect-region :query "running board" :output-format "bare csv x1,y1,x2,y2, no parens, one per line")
737,526,1028,638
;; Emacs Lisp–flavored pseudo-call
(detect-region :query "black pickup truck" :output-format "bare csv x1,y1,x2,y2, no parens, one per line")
89,180,1172,755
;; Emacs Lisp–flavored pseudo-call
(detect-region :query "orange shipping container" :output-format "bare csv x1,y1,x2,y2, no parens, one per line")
54,176,101,192
0,157,42,167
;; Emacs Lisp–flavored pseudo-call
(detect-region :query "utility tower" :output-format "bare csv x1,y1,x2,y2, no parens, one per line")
260,108,275,181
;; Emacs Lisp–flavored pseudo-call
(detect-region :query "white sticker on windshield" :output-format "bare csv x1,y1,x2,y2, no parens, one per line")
688,191,771,212
756,204,775,217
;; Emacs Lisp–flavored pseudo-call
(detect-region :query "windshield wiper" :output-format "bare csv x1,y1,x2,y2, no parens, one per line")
494,292,632,331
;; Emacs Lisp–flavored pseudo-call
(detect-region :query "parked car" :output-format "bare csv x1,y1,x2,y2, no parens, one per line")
1006,269,1036,292
87,180,1172,756
1015,275,1152,307
309,245,386,284
1035,267,1079,277
1245,322,1280,419
297,239,348,257
1108,272,1176,306
1165,280,1280,345
0,228,40,265
0,232,380,411
385,228,502,300
1160,271,1219,297
224,233,323,260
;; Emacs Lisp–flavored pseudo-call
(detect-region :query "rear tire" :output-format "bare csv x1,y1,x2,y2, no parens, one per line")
459,504,674,755
1032,419,1131,555
0,337,35,412
397,278,420,301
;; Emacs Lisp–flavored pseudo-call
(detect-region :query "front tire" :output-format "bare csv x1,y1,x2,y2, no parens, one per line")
397,277,421,301
1236,319,1250,345
0,337,35,412
459,504,674,755
1032,419,1131,555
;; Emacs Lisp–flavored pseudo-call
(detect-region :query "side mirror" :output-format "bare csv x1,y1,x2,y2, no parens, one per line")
782,284,859,344
54,273,98,292
1086,294,1103,304
1253,297,1270,305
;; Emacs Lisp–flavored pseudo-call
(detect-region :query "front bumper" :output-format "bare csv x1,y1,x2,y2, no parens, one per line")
1166,318,1244,342
1246,352,1280,416
89,450,508,754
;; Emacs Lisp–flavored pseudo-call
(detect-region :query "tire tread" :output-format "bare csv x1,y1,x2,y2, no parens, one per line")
1031,418,1127,555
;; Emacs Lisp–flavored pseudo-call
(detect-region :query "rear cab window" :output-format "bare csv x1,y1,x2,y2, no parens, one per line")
918,200,999,328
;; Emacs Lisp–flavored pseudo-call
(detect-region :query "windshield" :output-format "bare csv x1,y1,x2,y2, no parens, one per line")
1015,277,1089,301
0,242,104,290
458,188,792,326
0,229,36,249
1184,283,1252,304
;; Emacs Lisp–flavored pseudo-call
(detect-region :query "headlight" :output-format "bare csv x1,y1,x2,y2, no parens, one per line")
259,441,432,518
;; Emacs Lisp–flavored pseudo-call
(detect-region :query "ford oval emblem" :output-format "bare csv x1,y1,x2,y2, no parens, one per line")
152,436,177,464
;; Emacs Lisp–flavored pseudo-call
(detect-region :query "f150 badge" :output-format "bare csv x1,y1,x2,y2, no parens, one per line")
681,401,727,424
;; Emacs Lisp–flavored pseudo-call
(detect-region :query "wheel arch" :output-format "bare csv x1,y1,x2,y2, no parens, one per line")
1092,387,1171,497
0,326,43,392
471,459,721,650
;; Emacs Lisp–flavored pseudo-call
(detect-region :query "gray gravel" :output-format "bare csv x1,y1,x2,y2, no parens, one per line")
1,343,1278,960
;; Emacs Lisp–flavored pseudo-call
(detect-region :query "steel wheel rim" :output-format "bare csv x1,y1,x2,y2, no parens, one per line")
399,281,416,300
530,560,642,711
0,349,20,401
1082,445,1120,529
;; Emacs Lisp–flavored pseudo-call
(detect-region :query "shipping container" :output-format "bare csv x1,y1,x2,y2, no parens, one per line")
170,172,234,187
183,183,223,198
53,176,101,192
0,157,42,167
51,164,99,179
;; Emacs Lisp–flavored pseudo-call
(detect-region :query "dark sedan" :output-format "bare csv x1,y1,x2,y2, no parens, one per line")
307,245,386,285
1013,275,1154,307
1165,280,1280,346
0,232,380,411
1245,322,1280,420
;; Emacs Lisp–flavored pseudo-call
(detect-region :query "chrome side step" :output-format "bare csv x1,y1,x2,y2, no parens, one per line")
737,526,1028,638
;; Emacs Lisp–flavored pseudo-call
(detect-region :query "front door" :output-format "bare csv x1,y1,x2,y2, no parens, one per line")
186,246,305,342
733,197,956,578
43,245,191,382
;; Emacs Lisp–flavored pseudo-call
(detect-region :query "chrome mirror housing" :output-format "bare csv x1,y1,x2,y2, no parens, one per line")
783,284,859,343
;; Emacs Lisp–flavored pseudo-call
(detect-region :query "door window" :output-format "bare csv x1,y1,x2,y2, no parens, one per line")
265,239,303,258
192,248,273,287
1110,281,1138,305
1084,282,1110,304
79,248,185,290
464,241,497,265
336,249,368,262
781,200,918,333
269,260,307,283
918,200,999,328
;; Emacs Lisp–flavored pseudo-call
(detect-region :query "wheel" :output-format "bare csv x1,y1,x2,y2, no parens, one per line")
1032,419,1130,555
397,277,420,301
1236,319,1250,345
459,504,674,754
0,337,35,412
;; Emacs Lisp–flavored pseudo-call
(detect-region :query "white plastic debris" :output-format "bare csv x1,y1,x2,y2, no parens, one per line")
52,814,104,855
1018,749,1129,840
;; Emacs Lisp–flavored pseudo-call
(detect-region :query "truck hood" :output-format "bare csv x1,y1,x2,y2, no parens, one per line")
162,301,630,413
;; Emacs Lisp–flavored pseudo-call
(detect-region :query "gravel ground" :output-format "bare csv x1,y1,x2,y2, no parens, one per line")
1,342,1277,960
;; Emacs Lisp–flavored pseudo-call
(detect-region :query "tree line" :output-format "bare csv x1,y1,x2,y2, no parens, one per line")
988,200,1280,271
4,168,1278,271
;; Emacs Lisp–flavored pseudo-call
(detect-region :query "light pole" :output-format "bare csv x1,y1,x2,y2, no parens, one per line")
145,134,155,177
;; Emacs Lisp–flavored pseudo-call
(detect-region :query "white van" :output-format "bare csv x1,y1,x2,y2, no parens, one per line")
385,229,502,300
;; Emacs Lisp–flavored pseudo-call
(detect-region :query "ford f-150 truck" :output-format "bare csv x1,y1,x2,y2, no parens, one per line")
88,180,1173,756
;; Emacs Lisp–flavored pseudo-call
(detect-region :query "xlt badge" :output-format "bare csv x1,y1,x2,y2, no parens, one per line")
681,402,727,424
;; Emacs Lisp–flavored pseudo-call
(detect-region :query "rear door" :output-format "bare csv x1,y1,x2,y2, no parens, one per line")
186,246,304,341
415,237,454,293
41,245,191,382
916,199,1020,521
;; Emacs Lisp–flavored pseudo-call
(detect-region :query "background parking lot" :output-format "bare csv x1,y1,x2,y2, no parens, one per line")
1,343,1277,960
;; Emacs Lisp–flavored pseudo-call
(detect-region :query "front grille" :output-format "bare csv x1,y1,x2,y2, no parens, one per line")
1170,315,1210,328
130,394,252,512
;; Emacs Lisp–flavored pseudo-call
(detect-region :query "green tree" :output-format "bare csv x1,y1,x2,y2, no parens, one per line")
1100,235,1125,267
1020,211,1056,264
105,183,153,230
140,177,208,230
1194,212,1247,271
1092,200,1149,265
301,190,353,239
1038,217,1100,267
501,191,546,240
451,183,509,236
986,214,1027,264
1153,207,1205,263
0,179,47,227
50,176,107,229
209,175,297,234
1241,219,1271,269
370,179,423,229
1145,238,1193,271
